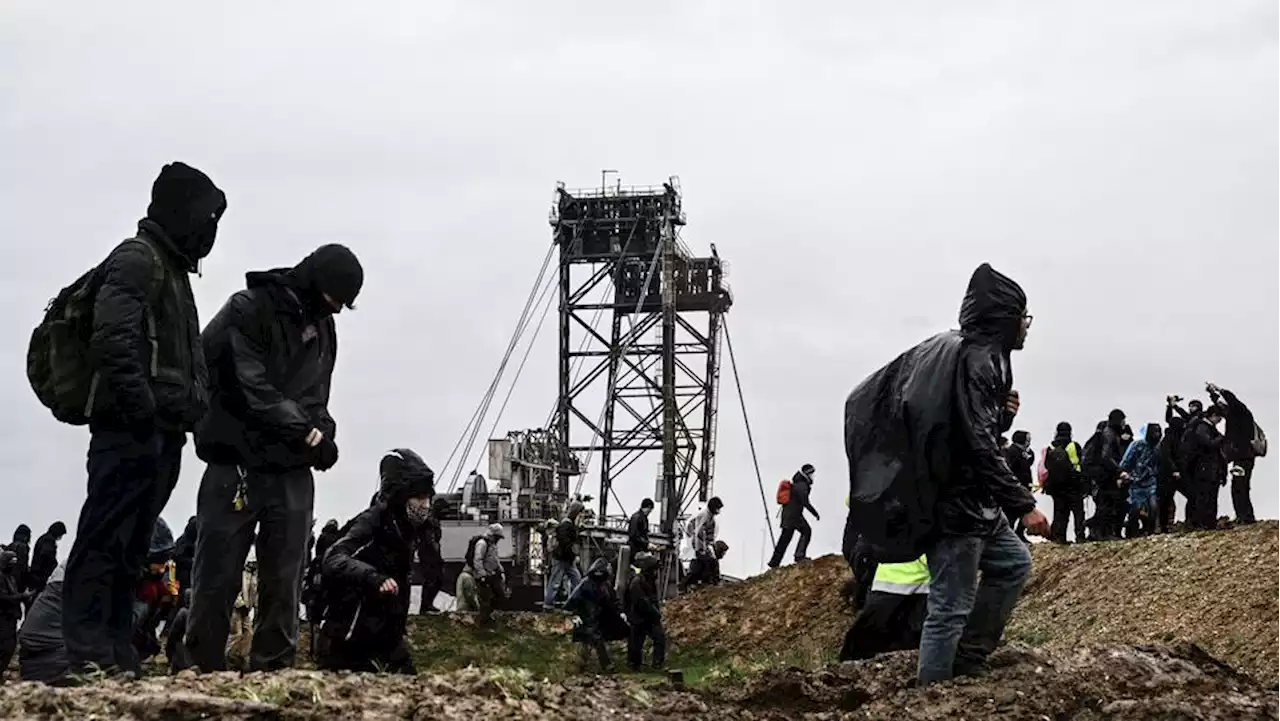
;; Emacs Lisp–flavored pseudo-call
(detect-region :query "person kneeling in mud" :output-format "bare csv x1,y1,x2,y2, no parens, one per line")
625,552,666,671
317,449,434,674
564,559,629,673
839,555,929,661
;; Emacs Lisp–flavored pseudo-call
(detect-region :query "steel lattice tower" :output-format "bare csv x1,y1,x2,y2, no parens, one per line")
550,178,732,535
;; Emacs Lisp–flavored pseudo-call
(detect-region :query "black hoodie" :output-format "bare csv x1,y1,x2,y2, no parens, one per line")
195,257,347,471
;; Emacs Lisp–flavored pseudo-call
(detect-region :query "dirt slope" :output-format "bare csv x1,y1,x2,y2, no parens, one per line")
1005,521,1278,681
665,554,851,665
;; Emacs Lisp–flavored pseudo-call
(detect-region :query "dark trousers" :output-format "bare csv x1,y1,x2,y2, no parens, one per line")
1187,478,1220,530
1049,495,1086,543
680,555,720,591
627,618,666,670
1125,496,1158,538
768,518,812,567
840,591,926,661
63,429,184,673
848,536,878,609
1090,487,1125,540
185,464,313,672
318,634,414,674
1231,458,1256,524
419,566,443,615
1156,476,1179,533
0,625,17,681
477,573,505,623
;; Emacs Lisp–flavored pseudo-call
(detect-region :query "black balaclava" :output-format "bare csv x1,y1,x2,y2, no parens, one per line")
1108,409,1126,431
146,162,227,269
1145,424,1162,446
290,244,364,318
14,525,30,543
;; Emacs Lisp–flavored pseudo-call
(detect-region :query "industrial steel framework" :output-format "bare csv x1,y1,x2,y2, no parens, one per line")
550,178,732,535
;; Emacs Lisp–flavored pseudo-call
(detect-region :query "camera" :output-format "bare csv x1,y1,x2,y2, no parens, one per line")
1167,394,1182,404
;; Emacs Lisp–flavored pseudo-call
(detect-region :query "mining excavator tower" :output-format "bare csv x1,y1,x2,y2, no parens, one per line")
429,177,732,610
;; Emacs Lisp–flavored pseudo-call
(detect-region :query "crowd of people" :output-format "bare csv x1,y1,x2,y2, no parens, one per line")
1001,383,1263,545
13,155,729,682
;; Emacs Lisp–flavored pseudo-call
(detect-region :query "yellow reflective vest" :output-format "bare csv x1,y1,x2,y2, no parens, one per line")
870,555,930,595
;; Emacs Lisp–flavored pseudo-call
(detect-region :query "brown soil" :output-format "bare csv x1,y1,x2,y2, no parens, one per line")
665,554,851,665
0,642,1273,720
1006,521,1279,682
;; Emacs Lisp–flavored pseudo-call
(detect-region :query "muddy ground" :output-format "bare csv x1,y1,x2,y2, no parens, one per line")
0,642,1273,720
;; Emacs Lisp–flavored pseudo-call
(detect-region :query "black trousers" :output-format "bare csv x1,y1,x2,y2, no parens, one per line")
839,591,926,661
0,625,17,681
769,518,812,567
418,555,443,615
627,618,666,670
1049,495,1086,543
1187,478,1220,530
318,633,415,674
62,429,184,673
1232,458,1256,524
185,464,313,672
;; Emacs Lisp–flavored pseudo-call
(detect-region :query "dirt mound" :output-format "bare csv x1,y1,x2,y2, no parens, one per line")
1006,521,1279,681
724,643,1277,720
665,554,851,664
0,643,1272,720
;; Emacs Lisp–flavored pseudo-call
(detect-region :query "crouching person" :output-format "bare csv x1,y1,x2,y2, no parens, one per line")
839,555,929,661
316,449,434,674
565,559,629,673
625,552,666,671
131,519,183,668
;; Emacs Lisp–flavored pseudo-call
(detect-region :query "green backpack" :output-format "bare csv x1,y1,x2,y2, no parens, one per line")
27,237,165,425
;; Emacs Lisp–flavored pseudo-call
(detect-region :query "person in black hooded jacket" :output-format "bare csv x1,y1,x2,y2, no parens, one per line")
914,264,1047,686
318,449,434,674
1084,409,1129,541
28,522,66,606
186,243,363,672
63,162,224,676
768,464,821,568
1043,423,1086,543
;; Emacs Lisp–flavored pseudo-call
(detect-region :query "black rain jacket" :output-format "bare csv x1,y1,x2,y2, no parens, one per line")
844,264,1035,562
320,502,416,660
1182,417,1226,485
195,270,337,471
88,220,210,432
29,533,59,592
553,518,580,563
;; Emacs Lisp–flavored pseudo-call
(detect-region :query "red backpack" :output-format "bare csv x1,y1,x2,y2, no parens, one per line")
776,479,792,505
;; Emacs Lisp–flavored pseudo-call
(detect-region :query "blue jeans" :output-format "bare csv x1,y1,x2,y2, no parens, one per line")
917,520,1032,685
544,560,582,609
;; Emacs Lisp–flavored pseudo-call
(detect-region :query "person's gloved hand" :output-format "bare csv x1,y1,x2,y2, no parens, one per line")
313,437,339,471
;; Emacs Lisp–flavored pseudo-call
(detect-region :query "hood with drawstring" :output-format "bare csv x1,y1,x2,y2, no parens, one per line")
143,161,227,271
378,448,435,503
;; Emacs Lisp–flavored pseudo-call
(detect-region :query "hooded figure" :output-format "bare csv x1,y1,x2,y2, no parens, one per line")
0,550,27,679
1084,410,1129,541
565,558,628,672
1120,423,1162,537
63,163,221,675
845,263,1039,687
318,449,433,674
1182,404,1228,530
625,552,665,671
28,522,65,603
768,465,821,568
9,525,31,596
187,243,362,673
844,264,1037,565
1042,422,1086,543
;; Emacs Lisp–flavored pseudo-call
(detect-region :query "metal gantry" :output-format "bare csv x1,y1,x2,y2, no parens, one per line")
550,178,732,535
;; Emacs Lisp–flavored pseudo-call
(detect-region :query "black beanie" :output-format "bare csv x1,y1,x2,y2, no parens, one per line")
292,244,364,308
1055,421,1072,435
1108,409,1126,427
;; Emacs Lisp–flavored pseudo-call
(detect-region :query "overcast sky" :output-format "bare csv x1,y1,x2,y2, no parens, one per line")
1,0,1275,577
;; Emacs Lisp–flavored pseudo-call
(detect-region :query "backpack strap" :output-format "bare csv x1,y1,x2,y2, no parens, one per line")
120,236,168,380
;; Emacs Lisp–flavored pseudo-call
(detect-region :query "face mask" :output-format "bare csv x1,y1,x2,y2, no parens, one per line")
406,498,431,526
